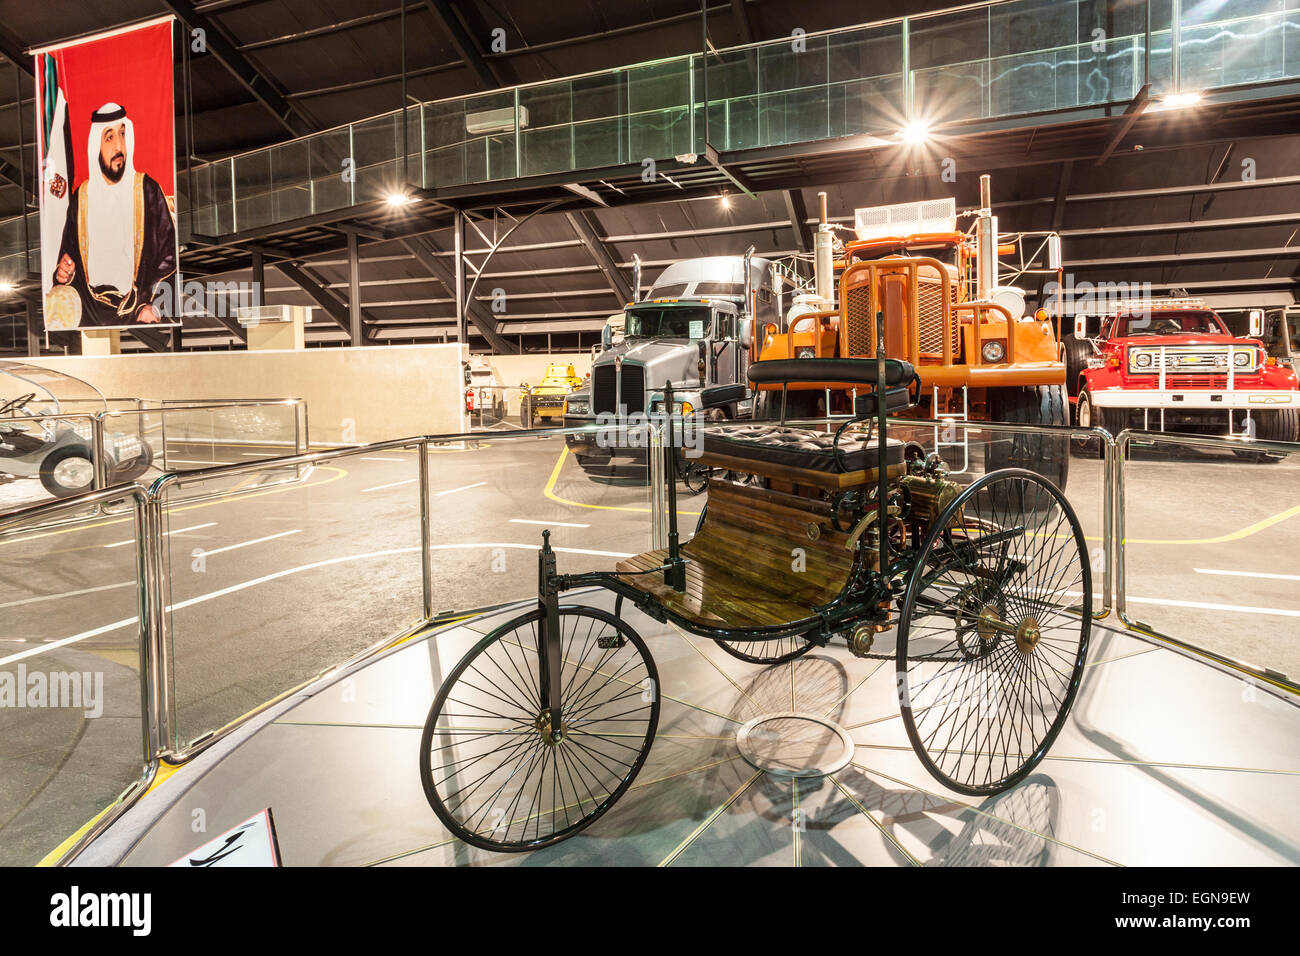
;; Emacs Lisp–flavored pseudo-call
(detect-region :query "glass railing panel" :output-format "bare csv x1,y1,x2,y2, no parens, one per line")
519,78,576,177
627,58,693,162
232,147,274,232
462,90,519,184
306,126,356,214
266,137,314,224
423,96,470,189
0,413,100,510
0,494,149,865
351,112,405,200
1180,11,1290,89
1119,432,1300,681
162,444,426,751
425,426,658,619
572,69,629,170
756,35,831,147
913,58,989,123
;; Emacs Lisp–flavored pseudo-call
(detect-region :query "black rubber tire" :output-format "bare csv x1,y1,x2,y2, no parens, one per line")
112,440,154,483
39,444,96,497
1233,408,1298,462
896,468,1091,796
986,385,1070,490
420,605,659,852
1060,338,1093,398
1071,390,1107,459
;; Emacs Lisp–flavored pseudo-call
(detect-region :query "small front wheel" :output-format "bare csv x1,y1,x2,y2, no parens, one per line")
421,605,659,851
896,468,1090,795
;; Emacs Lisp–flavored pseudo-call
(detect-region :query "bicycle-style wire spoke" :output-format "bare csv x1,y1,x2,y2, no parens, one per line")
898,470,1091,795
421,607,659,851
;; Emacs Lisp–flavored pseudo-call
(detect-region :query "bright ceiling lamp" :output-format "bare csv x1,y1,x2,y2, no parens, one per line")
899,120,932,145
719,191,731,209
1162,91,1203,109
0,281,15,293
386,191,414,207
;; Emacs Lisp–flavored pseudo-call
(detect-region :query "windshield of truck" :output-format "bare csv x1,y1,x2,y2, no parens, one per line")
625,306,712,340
1116,311,1227,337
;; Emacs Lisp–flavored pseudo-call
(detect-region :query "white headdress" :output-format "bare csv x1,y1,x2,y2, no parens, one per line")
84,102,136,291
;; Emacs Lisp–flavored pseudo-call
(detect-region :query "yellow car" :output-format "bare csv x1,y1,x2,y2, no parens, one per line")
521,363,584,428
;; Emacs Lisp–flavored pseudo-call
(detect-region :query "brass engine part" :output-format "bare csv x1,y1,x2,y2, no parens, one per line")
899,473,962,524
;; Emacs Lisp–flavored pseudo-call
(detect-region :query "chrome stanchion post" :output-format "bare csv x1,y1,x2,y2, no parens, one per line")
419,438,433,621
142,489,173,756
91,415,107,489
1101,426,1114,620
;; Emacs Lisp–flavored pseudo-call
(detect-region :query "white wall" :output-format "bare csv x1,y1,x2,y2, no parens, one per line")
27,344,467,445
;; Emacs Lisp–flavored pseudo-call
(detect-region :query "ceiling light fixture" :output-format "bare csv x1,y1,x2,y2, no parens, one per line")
899,121,932,145
386,191,413,207
1162,91,1203,109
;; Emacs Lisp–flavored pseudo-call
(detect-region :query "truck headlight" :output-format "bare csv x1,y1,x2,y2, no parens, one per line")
1233,351,1252,368
981,340,1006,364
564,399,589,416
1133,351,1152,368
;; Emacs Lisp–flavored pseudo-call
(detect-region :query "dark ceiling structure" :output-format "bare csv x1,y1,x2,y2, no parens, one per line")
1,0,1298,354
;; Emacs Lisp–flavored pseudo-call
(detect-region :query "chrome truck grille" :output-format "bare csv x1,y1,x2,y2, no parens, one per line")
592,362,646,415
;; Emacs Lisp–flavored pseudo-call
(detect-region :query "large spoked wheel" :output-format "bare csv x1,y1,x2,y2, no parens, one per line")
421,605,659,852
716,632,818,665
896,468,1091,796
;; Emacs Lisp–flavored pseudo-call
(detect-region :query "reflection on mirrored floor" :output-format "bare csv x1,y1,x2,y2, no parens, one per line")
89,592,1300,868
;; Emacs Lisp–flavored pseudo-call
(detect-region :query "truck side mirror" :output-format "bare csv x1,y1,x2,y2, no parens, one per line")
1249,309,1264,337
1073,315,1087,340
601,324,612,349
1047,235,1062,271
738,317,752,350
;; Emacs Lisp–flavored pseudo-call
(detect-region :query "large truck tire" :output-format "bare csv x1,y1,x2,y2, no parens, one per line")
1233,408,1298,463
1060,337,1093,398
986,385,1070,490
113,441,155,483
1071,389,1108,459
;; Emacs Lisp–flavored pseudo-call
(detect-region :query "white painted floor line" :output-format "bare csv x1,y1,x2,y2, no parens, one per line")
1194,567,1300,583
201,529,301,557
167,459,234,465
361,478,418,493
103,522,217,549
434,481,487,497
361,456,406,462
0,542,633,666
509,518,591,529
1125,595,1300,619
0,580,134,610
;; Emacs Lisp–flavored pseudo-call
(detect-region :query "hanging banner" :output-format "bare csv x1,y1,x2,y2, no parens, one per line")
34,17,179,332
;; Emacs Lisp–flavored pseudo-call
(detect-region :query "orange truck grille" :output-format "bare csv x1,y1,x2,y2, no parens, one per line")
843,275,957,359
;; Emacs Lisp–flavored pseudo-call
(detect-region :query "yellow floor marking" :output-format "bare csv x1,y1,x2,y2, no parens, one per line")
543,445,700,517
1124,500,1300,545
36,759,182,867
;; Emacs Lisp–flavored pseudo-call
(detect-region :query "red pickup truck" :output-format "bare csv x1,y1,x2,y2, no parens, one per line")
1063,300,1299,458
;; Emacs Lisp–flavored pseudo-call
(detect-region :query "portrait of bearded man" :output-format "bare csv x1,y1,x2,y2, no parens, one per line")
48,102,177,326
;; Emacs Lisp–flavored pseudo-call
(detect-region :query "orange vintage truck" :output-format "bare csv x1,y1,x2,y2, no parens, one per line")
754,175,1071,487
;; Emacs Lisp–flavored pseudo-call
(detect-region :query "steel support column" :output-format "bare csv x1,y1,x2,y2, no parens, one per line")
347,230,363,347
